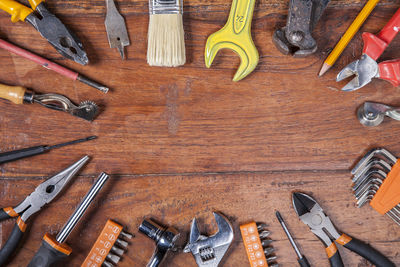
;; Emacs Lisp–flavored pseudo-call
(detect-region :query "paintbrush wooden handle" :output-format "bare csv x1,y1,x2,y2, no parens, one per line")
0,83,26,104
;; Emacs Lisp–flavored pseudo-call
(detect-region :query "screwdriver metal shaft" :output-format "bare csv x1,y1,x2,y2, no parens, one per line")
276,211,310,267
0,136,97,164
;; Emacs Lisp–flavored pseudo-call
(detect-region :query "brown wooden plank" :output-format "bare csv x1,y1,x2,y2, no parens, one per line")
1,4,400,176
0,172,399,266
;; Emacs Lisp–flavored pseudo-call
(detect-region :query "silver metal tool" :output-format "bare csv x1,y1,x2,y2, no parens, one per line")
276,211,309,267
257,223,278,267
105,0,130,59
56,172,110,243
33,93,99,121
139,219,180,267
351,148,400,226
357,102,400,127
183,212,234,267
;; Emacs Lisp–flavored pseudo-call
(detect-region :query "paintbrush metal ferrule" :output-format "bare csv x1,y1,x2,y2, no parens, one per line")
149,0,183,14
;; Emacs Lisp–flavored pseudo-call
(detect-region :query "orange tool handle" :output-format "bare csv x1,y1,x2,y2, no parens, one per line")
0,83,27,104
371,159,400,214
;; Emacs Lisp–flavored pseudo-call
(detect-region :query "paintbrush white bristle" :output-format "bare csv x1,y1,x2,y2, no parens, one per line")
147,14,186,67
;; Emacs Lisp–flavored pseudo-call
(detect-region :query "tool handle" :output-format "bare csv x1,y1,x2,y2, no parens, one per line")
0,83,27,104
340,236,395,267
298,256,311,267
0,146,46,164
0,218,26,266
0,0,33,22
326,243,344,267
378,59,400,87
0,39,79,81
363,8,400,60
28,0,44,10
377,8,400,46
28,234,71,267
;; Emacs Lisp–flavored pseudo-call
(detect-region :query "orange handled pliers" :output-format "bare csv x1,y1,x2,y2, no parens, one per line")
0,0,88,65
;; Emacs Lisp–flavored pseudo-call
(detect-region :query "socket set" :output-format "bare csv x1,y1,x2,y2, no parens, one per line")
82,219,133,267
351,148,400,226
240,222,278,267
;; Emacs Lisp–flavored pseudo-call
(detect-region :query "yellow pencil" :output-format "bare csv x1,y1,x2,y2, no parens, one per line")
319,0,380,76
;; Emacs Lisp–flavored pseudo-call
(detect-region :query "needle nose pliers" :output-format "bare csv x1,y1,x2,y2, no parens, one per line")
0,155,89,266
0,0,89,65
292,192,395,267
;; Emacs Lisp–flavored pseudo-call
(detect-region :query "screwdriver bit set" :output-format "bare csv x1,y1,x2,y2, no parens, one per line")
82,219,133,267
351,148,400,226
240,222,278,267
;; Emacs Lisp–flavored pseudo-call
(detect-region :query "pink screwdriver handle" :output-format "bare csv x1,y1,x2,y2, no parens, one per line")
379,59,400,87
363,8,400,60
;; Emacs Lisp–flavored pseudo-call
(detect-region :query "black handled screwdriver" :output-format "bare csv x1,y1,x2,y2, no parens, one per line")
28,172,110,267
276,211,311,267
0,136,97,164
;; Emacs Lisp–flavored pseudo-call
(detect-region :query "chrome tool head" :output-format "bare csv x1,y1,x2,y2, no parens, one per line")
105,0,130,59
336,54,378,91
292,192,340,247
25,3,88,65
34,94,99,121
183,212,234,266
351,148,397,176
14,156,89,221
358,102,400,127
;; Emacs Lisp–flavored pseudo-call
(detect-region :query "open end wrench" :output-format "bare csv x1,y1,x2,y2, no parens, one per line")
204,0,259,82
183,212,234,267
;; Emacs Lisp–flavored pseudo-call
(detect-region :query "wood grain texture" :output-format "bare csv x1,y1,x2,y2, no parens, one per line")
0,0,399,266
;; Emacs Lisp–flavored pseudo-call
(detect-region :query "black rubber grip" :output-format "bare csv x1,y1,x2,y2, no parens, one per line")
328,250,344,267
343,237,395,267
0,146,46,164
27,239,69,267
0,223,24,266
298,256,311,267
0,208,12,221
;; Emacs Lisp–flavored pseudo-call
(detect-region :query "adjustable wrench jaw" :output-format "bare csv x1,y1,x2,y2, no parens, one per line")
204,0,259,82
336,54,378,91
183,212,234,267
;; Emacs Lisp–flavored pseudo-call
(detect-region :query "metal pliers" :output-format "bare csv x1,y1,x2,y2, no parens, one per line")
0,0,88,65
292,192,395,267
0,156,89,266
337,8,400,91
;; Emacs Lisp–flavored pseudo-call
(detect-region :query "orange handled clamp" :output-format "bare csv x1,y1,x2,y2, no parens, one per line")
337,7,400,91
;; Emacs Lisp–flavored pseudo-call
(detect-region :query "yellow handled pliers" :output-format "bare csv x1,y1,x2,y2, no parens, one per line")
0,0,88,65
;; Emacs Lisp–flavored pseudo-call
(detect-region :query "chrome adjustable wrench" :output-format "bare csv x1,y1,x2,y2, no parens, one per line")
183,212,234,267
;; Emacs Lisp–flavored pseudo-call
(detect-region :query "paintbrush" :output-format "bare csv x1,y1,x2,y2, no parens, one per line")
147,0,185,67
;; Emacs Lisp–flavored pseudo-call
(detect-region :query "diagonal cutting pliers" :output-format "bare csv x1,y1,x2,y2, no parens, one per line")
336,7,400,91
292,192,395,267
0,0,88,65
0,155,89,266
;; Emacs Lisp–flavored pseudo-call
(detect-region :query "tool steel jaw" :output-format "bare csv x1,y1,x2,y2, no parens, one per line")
184,212,234,267
337,54,378,91
25,3,88,65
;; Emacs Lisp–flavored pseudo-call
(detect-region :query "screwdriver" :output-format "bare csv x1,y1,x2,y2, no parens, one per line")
0,136,97,164
28,172,110,267
276,211,310,267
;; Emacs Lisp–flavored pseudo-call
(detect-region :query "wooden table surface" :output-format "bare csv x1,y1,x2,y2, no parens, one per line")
0,0,400,266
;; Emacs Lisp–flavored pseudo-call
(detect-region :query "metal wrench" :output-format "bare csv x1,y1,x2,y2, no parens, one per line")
183,212,234,267
205,0,259,82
